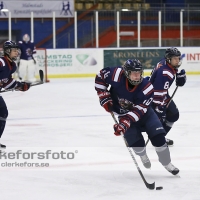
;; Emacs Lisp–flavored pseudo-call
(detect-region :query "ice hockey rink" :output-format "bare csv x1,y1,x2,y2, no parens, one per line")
0,75,200,200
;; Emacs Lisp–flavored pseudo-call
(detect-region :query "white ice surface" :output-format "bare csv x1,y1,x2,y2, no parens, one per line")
0,75,200,200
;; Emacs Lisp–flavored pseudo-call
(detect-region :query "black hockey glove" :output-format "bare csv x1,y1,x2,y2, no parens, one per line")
176,69,186,87
16,82,31,92
154,105,166,122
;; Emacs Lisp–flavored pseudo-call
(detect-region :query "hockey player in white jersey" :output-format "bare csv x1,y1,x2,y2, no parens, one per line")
18,34,37,82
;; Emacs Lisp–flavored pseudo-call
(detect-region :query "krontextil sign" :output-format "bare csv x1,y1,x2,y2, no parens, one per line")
104,49,166,70
104,47,200,73
0,1,74,18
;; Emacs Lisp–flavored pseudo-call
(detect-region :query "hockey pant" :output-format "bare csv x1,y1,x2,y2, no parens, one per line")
163,100,179,135
19,59,36,82
122,107,171,166
0,96,8,138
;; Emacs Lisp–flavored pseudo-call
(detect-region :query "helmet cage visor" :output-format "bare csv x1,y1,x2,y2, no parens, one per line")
123,60,144,85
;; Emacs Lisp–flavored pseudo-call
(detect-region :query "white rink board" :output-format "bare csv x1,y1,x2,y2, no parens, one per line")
179,47,200,72
44,47,200,77
46,49,103,76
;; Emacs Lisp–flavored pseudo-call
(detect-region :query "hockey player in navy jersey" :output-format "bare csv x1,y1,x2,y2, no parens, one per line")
0,41,31,151
149,47,186,146
18,34,37,82
95,59,179,175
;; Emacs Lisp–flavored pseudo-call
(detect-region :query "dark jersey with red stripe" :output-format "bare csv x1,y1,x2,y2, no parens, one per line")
95,67,154,123
149,58,177,106
0,56,18,90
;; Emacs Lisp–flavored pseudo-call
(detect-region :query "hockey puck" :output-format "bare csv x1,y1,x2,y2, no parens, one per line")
156,187,163,190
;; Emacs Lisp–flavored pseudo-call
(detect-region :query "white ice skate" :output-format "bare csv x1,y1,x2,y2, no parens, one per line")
164,162,179,175
140,154,151,169
0,143,6,153
166,138,174,146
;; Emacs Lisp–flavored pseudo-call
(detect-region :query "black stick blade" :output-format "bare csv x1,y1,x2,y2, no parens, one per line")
146,182,155,190
39,70,44,82
30,70,44,87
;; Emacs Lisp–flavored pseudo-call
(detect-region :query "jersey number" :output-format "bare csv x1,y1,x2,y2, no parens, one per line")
143,97,153,106
164,81,170,89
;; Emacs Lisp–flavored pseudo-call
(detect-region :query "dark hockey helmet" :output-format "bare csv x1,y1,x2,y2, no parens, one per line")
123,59,143,85
3,40,19,61
165,47,182,68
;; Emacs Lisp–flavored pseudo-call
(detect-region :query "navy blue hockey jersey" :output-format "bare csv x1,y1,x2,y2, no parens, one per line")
0,56,18,90
18,41,36,60
95,67,154,123
149,58,177,106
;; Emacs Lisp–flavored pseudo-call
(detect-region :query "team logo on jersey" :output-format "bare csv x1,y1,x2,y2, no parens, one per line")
118,98,133,110
0,78,8,83
26,48,33,56
76,54,97,66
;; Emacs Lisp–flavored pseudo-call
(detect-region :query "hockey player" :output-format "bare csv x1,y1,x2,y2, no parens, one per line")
18,34,37,82
95,59,179,175
0,41,31,151
149,47,186,146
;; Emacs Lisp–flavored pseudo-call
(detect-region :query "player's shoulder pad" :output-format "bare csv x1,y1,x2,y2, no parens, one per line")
155,60,167,75
141,78,154,95
100,66,123,82
0,57,6,67
162,63,175,79
156,60,165,69
111,67,123,82
0,58,6,72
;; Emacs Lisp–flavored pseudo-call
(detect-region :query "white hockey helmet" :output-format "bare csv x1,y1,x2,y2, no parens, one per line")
23,34,30,43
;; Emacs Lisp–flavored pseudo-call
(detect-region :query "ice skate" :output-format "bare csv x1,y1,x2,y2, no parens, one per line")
0,143,6,149
0,143,6,153
140,154,151,169
166,138,174,146
164,162,179,175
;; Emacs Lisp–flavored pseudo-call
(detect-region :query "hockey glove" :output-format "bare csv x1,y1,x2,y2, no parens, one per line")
114,117,130,136
176,69,186,87
154,105,166,122
16,82,31,92
98,91,113,112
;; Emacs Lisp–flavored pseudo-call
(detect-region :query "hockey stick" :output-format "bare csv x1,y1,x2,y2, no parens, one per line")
166,86,178,107
0,70,44,93
30,69,44,87
110,112,155,190
145,86,179,146
31,55,37,65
